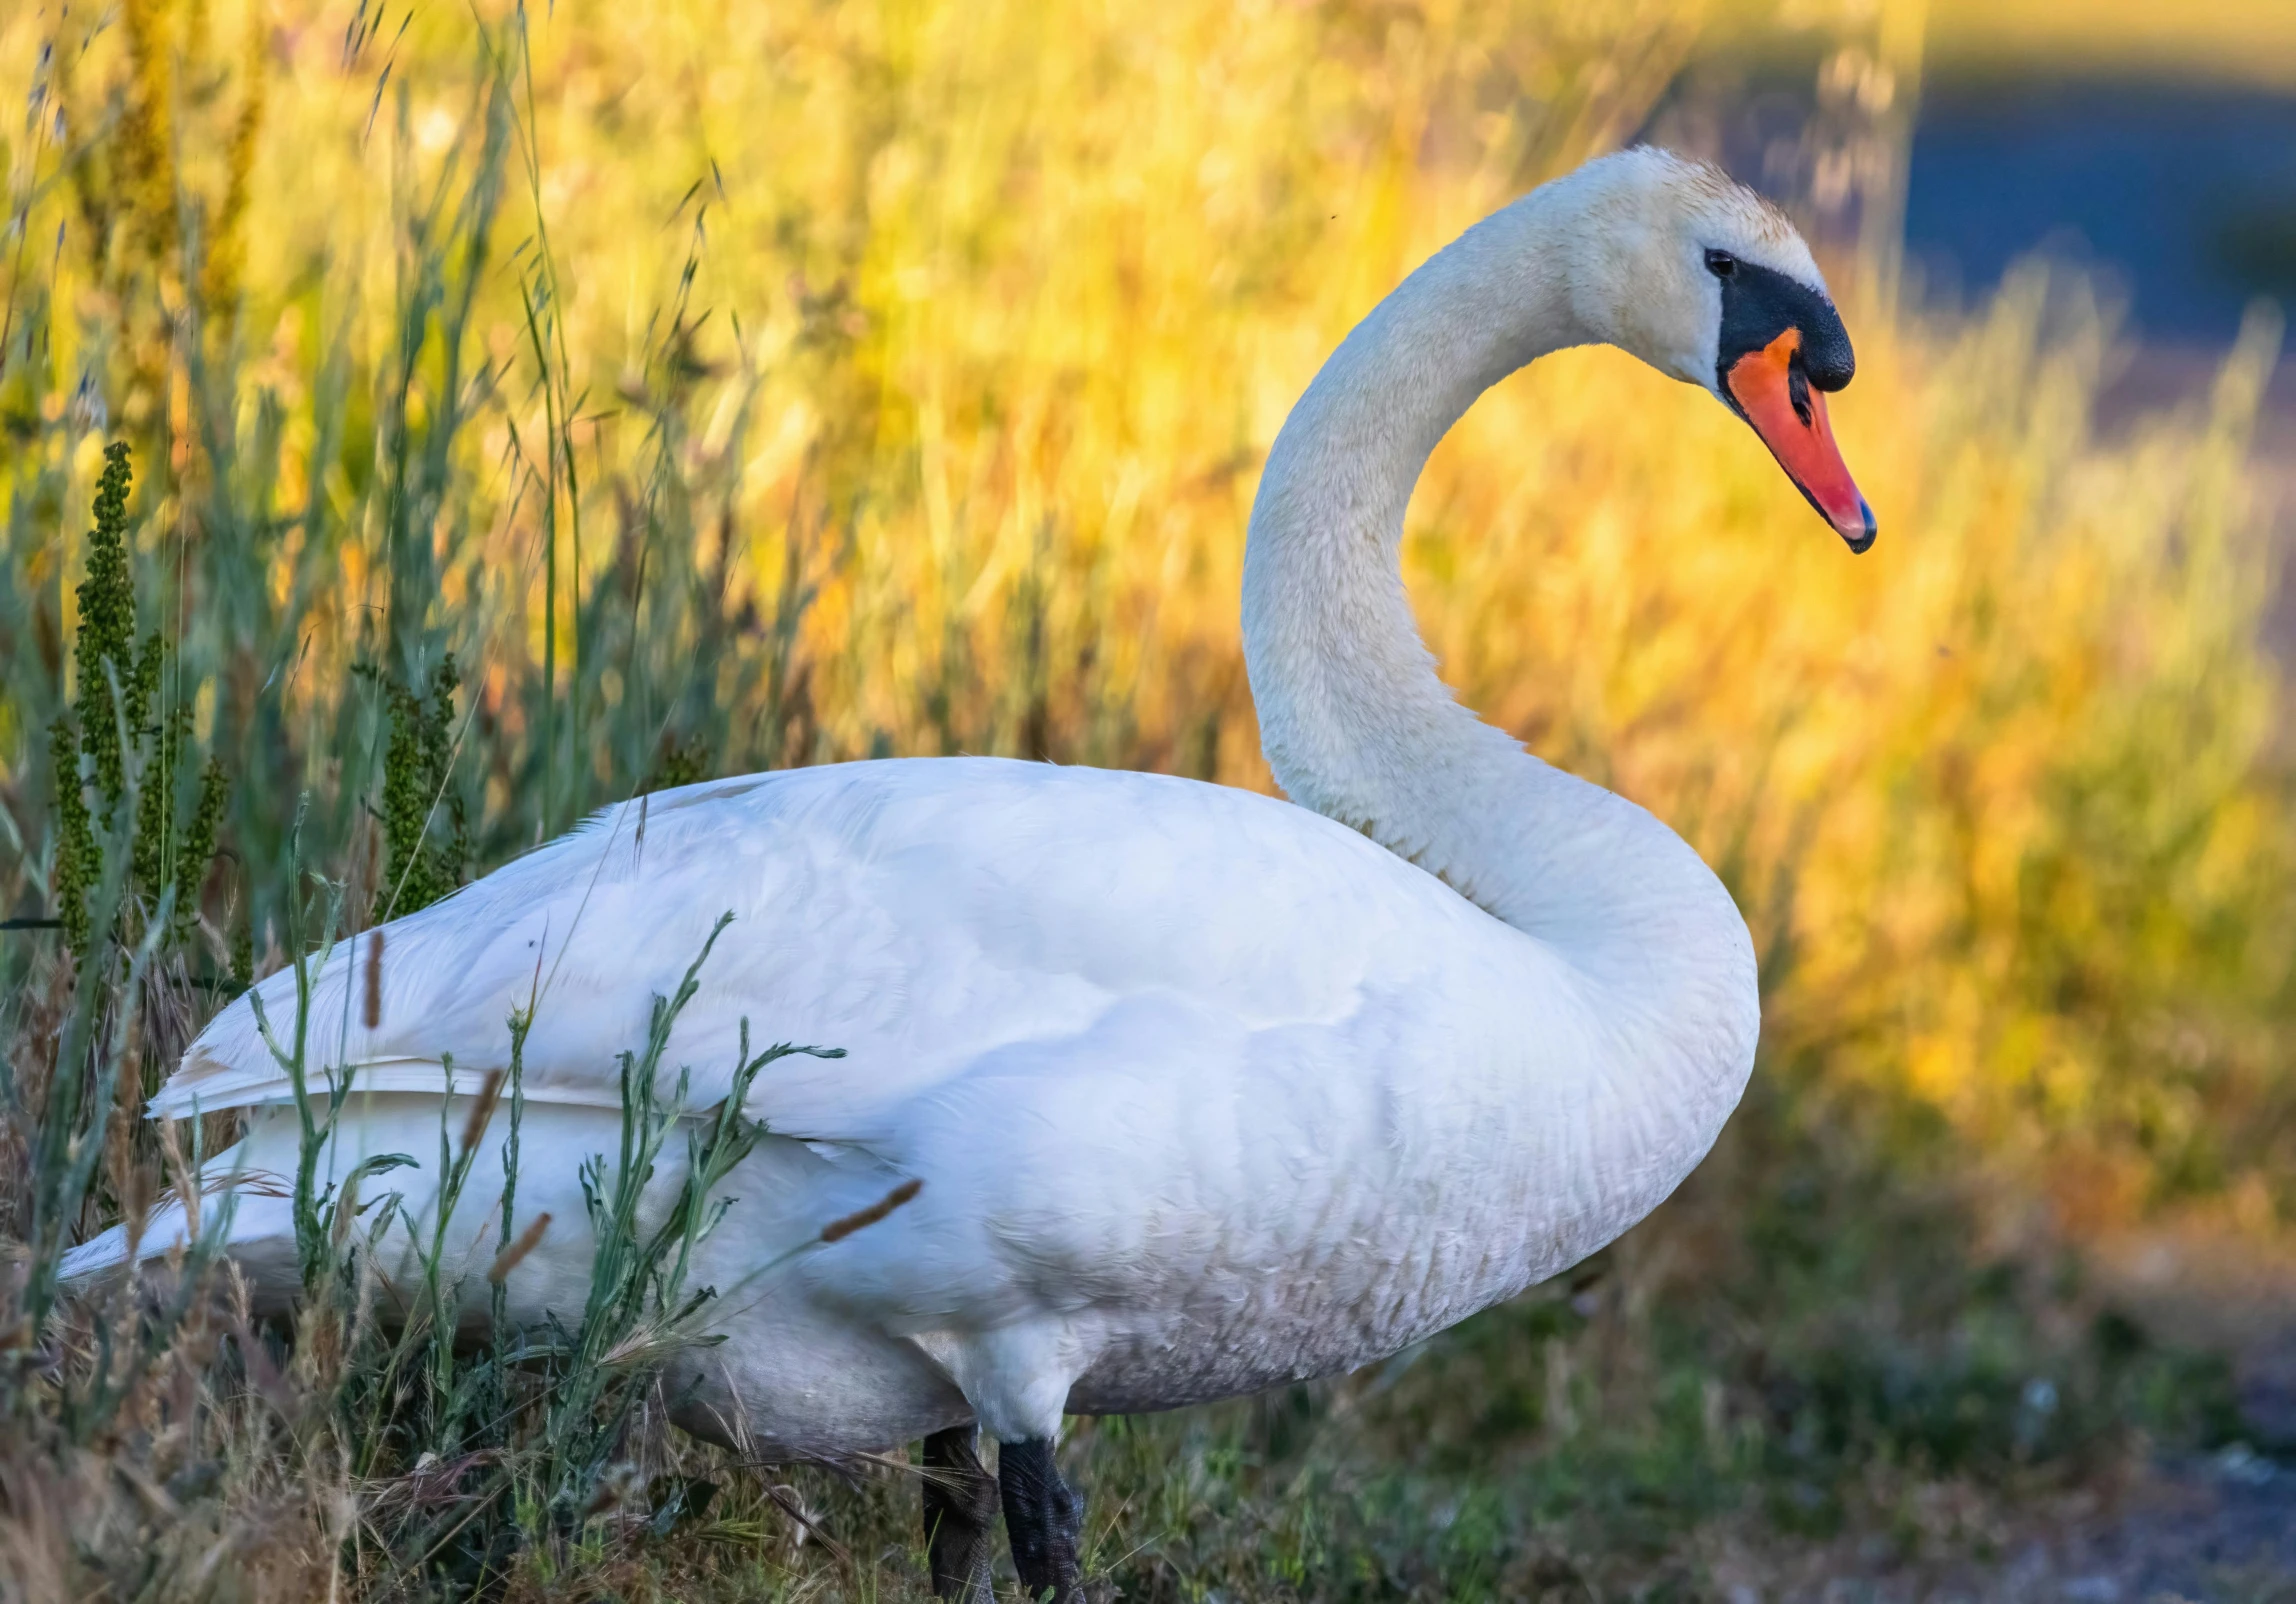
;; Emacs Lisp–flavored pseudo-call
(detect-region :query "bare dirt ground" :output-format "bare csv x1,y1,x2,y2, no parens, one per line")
2044,1341,2296,1604
1722,1230,2296,1603
1708,1422,2294,1601
1753,1442,2295,1604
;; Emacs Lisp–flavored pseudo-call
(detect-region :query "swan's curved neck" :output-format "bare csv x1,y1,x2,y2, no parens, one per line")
1244,188,1583,922
1242,178,1755,1042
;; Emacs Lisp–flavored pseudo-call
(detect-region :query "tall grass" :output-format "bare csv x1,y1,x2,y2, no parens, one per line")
0,0,2290,1597
1,632,898,1598
8,0,2281,1216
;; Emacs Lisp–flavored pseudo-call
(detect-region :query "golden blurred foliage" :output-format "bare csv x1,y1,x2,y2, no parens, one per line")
2,0,2289,1234
1921,0,2296,88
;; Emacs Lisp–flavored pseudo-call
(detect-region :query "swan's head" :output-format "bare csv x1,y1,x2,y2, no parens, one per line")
1563,147,1874,552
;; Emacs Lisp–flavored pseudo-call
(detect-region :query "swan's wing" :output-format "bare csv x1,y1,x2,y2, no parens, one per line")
151,758,1508,1139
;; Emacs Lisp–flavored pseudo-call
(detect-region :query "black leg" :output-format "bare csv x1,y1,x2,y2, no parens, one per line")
921,1425,997,1603
998,1436,1085,1603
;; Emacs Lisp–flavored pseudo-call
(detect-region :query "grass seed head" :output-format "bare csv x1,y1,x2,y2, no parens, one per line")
486,1211,553,1285
820,1178,923,1244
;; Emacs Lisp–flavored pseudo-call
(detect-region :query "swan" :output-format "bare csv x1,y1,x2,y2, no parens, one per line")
70,146,1871,1600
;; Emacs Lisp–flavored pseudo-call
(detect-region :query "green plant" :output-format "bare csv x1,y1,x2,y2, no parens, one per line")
239,896,884,1596
45,443,228,958
362,655,473,922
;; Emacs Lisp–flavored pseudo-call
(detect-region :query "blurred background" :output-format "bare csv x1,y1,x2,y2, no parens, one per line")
1660,0,2296,595
1,0,2293,1598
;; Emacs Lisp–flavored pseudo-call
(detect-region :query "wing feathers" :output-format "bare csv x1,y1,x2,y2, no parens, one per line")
151,759,1503,1140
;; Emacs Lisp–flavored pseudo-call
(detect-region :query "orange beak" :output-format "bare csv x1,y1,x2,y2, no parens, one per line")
1724,329,1875,552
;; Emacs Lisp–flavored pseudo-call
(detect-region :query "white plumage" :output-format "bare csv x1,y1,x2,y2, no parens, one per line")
129,750,1749,1452
70,150,1869,1544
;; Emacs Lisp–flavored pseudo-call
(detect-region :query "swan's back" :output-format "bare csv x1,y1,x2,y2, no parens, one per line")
160,758,1546,1141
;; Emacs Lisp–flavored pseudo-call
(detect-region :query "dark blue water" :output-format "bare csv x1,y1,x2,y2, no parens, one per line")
1906,80,2296,343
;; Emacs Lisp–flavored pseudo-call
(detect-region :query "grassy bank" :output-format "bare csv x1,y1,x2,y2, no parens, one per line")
2,0,2291,1597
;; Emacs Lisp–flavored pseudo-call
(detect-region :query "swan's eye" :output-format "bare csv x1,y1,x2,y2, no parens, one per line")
1704,249,1737,279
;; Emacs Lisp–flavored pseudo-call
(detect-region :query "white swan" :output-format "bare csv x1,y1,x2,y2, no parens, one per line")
73,147,1870,1599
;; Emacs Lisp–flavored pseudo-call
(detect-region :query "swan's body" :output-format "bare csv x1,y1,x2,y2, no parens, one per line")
134,753,1751,1451
71,147,1870,1597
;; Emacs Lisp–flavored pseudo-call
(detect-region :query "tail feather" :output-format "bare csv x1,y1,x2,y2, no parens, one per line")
57,1136,299,1296
58,1220,143,1284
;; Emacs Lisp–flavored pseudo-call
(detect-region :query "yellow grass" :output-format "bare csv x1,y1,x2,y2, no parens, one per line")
2,0,2290,1235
